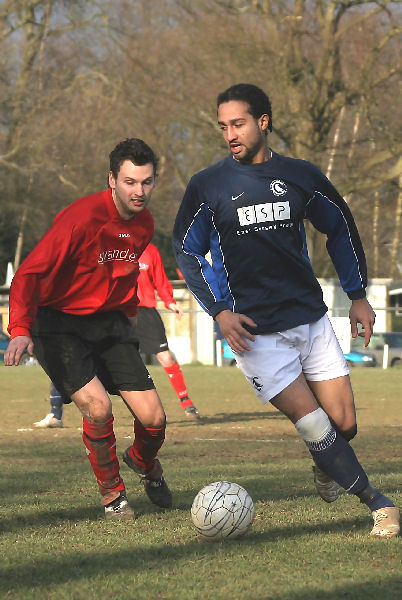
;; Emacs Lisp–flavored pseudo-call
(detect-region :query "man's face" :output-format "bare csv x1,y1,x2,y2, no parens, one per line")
109,160,155,220
217,100,269,164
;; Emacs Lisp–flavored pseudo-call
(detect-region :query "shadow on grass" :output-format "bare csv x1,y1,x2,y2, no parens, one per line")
2,465,400,536
167,410,286,426
0,514,400,596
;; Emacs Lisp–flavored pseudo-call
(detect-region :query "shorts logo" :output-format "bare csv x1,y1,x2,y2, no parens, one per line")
252,376,263,392
237,201,290,226
270,180,287,196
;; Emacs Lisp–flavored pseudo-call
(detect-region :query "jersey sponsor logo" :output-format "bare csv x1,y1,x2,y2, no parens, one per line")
231,192,245,201
237,201,290,226
119,233,131,238
270,180,287,196
98,248,138,263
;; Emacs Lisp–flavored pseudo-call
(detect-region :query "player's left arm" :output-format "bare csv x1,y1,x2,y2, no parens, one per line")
168,302,183,320
305,171,374,344
349,298,376,347
305,172,367,301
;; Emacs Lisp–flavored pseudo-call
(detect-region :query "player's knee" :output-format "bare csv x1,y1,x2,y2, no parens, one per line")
157,350,175,368
334,411,357,440
340,424,357,441
147,410,166,429
295,407,334,448
83,399,112,423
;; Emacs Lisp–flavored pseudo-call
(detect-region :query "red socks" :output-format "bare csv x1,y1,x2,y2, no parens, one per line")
83,416,166,499
163,361,193,409
82,416,125,504
127,419,166,471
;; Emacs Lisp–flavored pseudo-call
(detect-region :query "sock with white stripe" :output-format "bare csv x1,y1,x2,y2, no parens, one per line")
356,482,394,511
306,426,369,494
295,408,395,509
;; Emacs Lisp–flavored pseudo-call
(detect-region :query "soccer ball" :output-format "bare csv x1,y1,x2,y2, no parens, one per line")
191,481,255,541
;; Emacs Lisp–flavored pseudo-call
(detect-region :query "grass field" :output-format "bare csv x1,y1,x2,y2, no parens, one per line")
0,365,400,600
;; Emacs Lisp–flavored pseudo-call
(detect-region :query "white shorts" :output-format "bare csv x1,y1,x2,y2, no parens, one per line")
234,315,349,404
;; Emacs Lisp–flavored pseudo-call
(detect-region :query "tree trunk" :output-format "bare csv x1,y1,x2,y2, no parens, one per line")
389,174,402,277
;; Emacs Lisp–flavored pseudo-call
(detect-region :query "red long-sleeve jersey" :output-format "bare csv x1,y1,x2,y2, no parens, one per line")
8,189,154,338
137,244,174,309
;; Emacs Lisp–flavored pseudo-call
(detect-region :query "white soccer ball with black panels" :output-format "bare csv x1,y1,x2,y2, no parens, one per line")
191,481,255,541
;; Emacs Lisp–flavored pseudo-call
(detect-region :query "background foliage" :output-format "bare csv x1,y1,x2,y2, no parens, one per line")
0,0,401,279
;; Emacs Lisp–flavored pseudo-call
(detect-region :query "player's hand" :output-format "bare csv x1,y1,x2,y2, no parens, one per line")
168,302,183,320
349,298,376,347
4,335,34,366
215,310,257,352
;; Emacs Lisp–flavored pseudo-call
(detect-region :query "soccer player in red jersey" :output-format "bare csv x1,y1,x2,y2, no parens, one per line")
33,243,201,428
6,138,172,519
136,243,201,419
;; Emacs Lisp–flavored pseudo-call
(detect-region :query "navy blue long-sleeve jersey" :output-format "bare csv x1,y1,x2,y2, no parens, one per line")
172,151,367,335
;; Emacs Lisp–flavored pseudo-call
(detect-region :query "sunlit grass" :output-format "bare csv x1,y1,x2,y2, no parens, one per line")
0,366,400,599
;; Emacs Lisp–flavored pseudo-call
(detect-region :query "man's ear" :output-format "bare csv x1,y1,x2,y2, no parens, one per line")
259,114,270,133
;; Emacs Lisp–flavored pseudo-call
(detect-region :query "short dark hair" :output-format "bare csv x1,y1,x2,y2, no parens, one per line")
217,83,273,132
109,138,159,179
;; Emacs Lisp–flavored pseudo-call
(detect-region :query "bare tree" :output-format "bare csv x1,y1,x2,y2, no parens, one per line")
0,0,400,281
0,0,107,271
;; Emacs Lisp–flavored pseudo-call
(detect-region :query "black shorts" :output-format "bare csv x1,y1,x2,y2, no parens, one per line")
31,307,155,403
135,307,169,355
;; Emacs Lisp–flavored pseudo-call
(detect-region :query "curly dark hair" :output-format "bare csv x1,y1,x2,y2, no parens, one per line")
109,138,159,179
217,84,273,133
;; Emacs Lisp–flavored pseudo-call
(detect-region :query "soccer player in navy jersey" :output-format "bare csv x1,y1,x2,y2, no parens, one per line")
6,138,172,519
172,83,399,538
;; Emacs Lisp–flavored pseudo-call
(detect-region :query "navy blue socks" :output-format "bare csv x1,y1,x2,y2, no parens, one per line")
308,428,394,509
307,427,368,494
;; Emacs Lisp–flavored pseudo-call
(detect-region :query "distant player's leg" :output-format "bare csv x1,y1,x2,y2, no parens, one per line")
121,388,172,508
33,382,64,428
271,374,399,537
136,307,201,419
72,377,134,520
156,350,201,419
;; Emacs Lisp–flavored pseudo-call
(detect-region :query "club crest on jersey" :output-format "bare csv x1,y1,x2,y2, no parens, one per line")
270,180,287,196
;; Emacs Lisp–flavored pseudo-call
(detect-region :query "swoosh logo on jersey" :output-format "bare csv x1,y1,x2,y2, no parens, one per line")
231,192,245,201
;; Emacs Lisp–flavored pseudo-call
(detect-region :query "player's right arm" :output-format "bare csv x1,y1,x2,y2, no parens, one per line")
172,178,230,318
173,178,257,352
4,336,34,366
7,216,77,350
215,310,256,352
